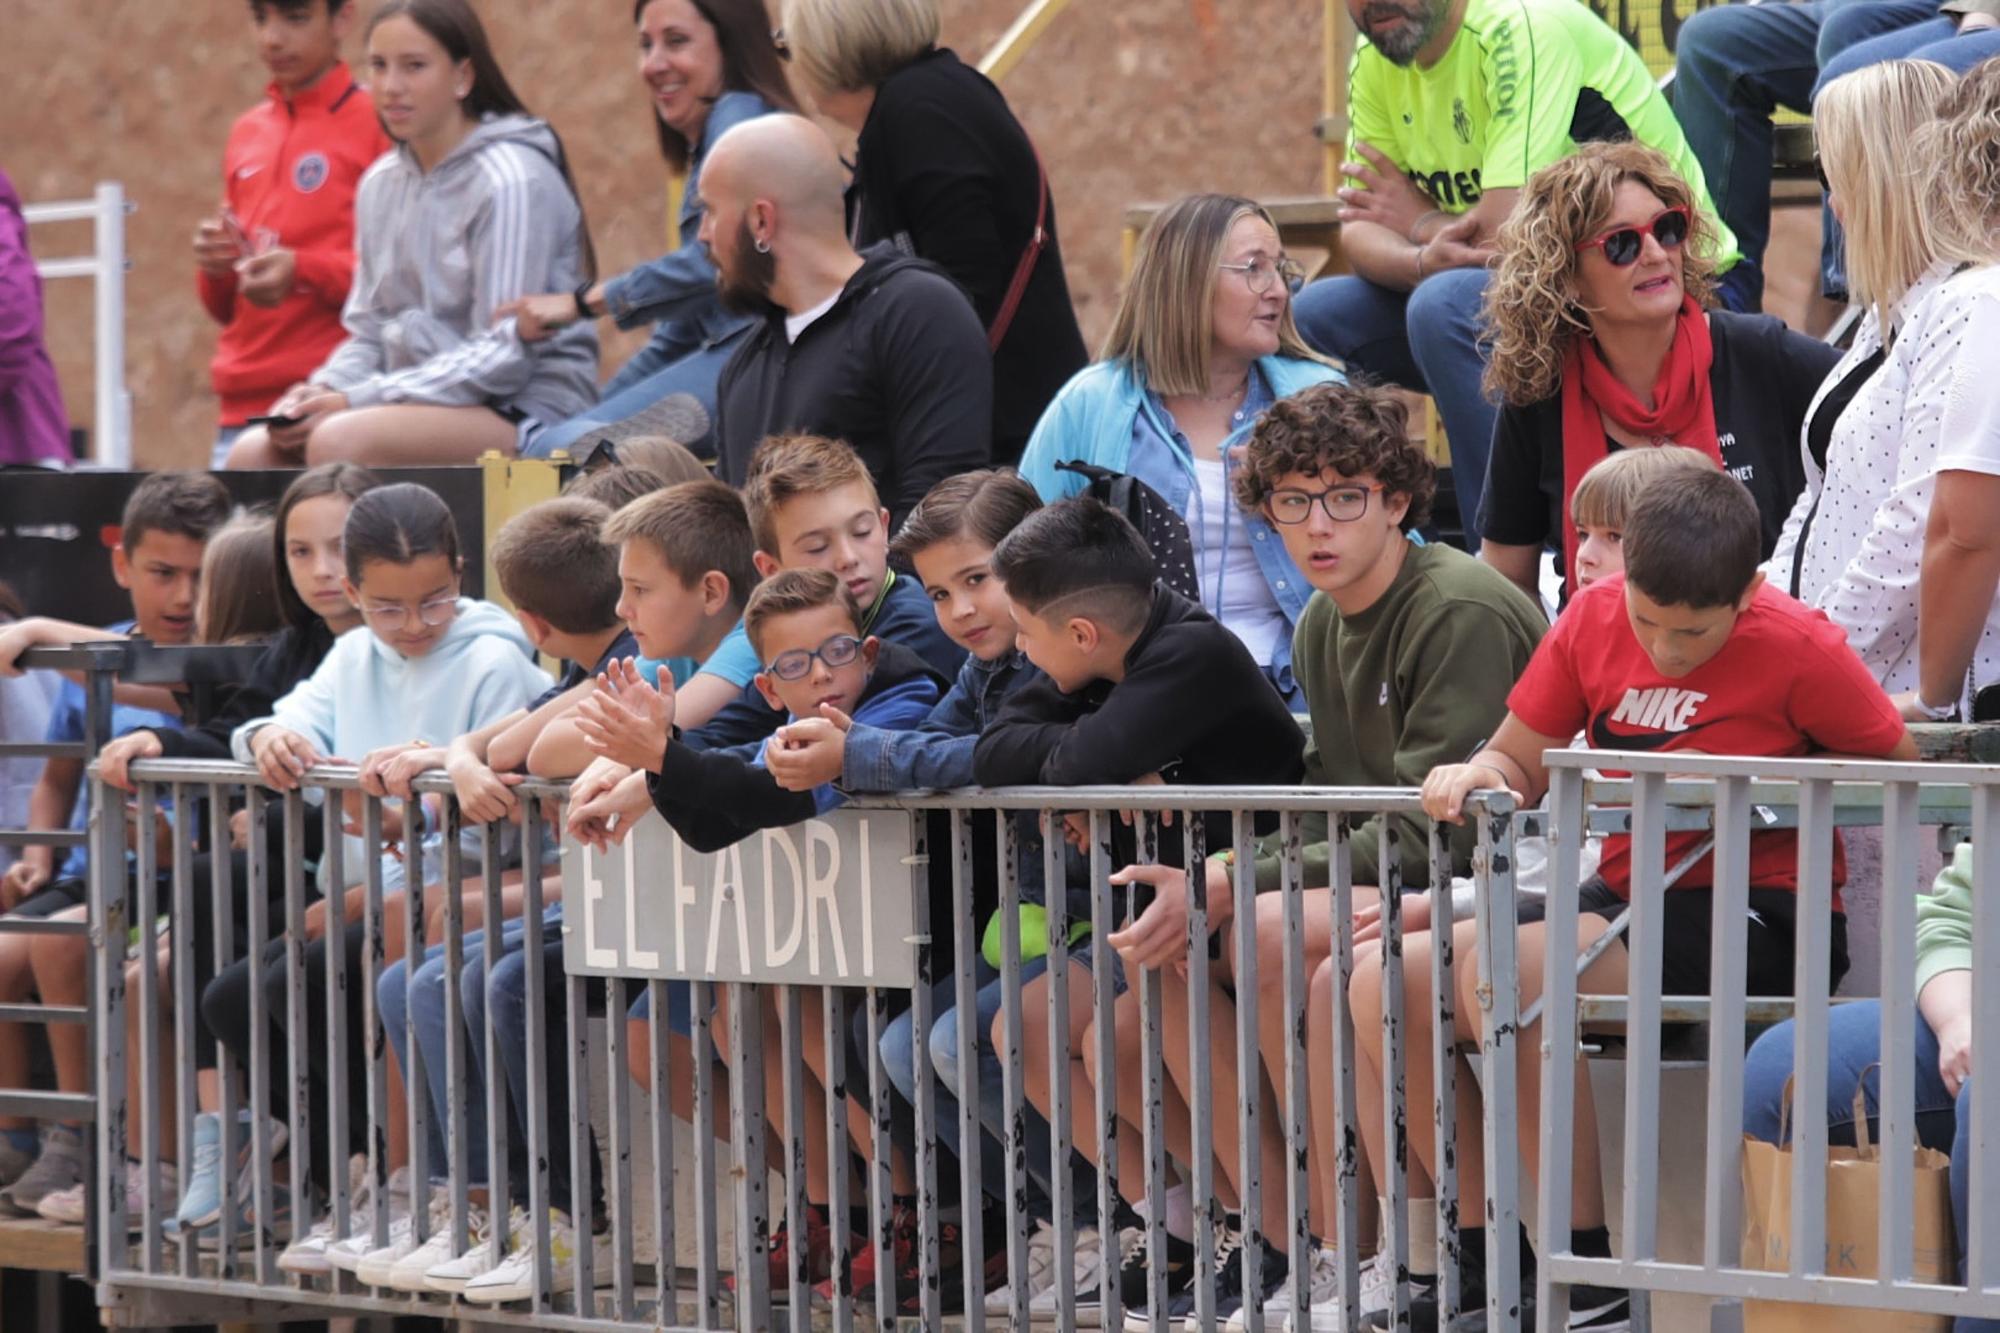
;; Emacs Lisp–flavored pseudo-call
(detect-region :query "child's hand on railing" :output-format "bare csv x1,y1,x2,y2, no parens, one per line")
764,706,851,792
1420,761,1520,825
249,725,327,792
97,730,164,791
358,742,444,799
567,769,651,852
576,658,674,774
445,750,524,825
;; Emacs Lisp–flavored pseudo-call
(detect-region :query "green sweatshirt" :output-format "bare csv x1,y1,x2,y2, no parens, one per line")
1915,841,1976,998
1252,539,1546,892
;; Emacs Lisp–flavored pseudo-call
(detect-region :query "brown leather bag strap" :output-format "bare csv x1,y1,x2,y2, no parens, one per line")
987,144,1049,353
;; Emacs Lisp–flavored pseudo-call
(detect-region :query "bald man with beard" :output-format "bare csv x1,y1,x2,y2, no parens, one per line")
699,113,992,527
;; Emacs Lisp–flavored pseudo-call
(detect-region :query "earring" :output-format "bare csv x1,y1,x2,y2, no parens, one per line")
754,237,771,254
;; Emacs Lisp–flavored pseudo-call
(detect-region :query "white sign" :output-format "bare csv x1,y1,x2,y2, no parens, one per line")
561,808,921,988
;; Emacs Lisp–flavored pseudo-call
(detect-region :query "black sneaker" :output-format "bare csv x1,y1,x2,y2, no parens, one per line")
1118,1224,1197,1330
1370,1277,1545,1333
1364,1272,1443,1331
1167,1222,1291,1328
1563,1286,1629,1332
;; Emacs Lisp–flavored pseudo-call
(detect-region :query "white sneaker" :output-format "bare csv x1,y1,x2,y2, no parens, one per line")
37,1160,179,1227
1359,1250,1396,1319
987,1218,1059,1314
385,1199,488,1293
355,1189,449,1287
460,1208,613,1305
1029,1226,1107,1325
424,1204,529,1294
1229,1244,1341,1331
322,1166,412,1274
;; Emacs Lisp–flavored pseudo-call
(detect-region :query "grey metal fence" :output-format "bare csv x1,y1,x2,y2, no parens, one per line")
80,759,1528,1331
1534,749,2000,1331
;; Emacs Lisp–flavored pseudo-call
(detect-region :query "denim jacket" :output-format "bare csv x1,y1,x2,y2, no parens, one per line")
840,649,1053,907
595,91,773,391
1017,353,1344,694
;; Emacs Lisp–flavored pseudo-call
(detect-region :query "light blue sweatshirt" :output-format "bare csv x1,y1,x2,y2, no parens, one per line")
232,599,552,888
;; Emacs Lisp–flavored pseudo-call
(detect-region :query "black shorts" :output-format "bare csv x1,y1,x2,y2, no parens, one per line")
1562,876,1849,997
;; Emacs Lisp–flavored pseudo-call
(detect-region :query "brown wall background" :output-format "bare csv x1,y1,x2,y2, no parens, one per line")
5,0,1327,471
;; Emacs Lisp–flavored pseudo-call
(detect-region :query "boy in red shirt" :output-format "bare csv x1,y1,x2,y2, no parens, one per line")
195,0,387,466
1402,468,1915,1333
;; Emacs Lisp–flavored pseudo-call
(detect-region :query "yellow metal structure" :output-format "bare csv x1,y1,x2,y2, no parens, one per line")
977,0,1078,83
478,451,568,619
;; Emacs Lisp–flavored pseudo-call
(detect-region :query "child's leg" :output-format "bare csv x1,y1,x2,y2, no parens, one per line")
0,932,38,1134
1306,954,1382,1246
763,988,834,1206
625,987,732,1146
304,405,521,468
27,906,91,1095
125,949,176,1163
1076,985,1199,1211
1163,972,1285,1237
487,934,603,1227
1345,933,1459,1256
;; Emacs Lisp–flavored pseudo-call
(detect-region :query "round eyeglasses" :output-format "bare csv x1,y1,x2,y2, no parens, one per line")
361,594,459,632
766,633,862,682
1217,255,1307,296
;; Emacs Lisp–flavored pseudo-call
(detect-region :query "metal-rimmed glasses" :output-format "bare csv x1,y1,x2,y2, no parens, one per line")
361,594,459,632
1264,484,1384,525
765,633,863,682
1217,254,1307,295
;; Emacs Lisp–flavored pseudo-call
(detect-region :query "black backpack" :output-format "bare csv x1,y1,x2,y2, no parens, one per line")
1051,459,1199,602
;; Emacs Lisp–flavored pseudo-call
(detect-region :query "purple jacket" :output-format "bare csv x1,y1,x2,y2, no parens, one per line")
0,168,69,466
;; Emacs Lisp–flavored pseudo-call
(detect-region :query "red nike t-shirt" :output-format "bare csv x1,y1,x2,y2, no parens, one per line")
1506,576,1907,898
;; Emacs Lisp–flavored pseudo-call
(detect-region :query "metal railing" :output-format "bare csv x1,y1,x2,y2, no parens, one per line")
63,753,2000,1329
22,183,131,469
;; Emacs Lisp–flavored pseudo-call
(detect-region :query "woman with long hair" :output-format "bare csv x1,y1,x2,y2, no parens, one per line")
779,0,1087,463
507,0,796,461
224,0,599,469
1477,140,1837,604
1018,192,1341,703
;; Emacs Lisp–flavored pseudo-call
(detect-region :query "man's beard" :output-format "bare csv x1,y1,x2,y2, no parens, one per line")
716,217,779,315
1364,0,1443,64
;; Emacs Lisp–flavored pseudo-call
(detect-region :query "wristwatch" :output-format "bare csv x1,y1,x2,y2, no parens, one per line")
572,280,595,322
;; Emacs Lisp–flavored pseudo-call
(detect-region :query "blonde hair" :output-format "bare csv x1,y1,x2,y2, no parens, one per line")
1482,142,1720,407
1570,445,1717,531
1817,60,1952,331
780,0,938,96
599,435,710,486
1919,54,2000,266
1102,193,1329,396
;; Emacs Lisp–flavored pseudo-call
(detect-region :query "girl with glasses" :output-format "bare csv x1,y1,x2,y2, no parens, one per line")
1478,141,1838,608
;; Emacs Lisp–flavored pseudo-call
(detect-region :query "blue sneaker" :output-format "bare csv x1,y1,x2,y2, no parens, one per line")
193,1183,294,1252
168,1110,288,1235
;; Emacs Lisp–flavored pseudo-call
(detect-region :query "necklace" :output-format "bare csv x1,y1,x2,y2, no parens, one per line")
1192,374,1250,403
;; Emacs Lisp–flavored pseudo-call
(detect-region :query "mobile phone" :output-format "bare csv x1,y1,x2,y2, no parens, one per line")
246,413,305,429
219,208,253,257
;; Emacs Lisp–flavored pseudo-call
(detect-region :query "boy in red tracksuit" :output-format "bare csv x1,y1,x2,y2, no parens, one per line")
196,0,387,467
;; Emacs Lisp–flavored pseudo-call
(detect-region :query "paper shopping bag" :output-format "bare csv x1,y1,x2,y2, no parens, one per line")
1740,1071,1955,1333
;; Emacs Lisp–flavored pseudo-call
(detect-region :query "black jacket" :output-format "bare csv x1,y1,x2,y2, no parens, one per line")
849,48,1088,465
646,642,946,853
141,620,336,760
973,586,1305,866
713,244,992,529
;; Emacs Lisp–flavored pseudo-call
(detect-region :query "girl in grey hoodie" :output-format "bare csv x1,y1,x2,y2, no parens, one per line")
224,0,598,471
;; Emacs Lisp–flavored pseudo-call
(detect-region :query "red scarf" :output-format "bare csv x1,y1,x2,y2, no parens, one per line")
1557,297,1723,586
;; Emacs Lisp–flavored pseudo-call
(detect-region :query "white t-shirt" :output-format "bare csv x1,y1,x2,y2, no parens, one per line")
1768,261,2000,708
784,291,840,345
1187,454,1288,670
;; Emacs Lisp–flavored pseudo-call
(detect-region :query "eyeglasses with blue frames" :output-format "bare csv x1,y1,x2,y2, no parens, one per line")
361,594,459,632
1576,206,1690,267
1264,483,1385,525
1217,254,1307,295
765,633,863,682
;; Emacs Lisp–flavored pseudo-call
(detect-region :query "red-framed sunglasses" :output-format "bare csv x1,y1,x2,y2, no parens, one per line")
1576,206,1691,267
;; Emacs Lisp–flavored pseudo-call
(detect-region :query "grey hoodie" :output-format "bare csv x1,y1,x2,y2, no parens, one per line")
312,114,599,425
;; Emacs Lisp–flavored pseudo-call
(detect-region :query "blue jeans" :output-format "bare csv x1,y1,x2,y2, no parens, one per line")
471,915,603,1223
525,324,749,461
1744,1000,1993,1332
1292,266,1495,549
379,924,521,1189
1670,0,1922,307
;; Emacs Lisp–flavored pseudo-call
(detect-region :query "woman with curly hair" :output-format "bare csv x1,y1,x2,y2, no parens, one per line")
1476,141,1837,603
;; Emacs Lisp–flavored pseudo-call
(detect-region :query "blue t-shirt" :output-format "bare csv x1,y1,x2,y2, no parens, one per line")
44,625,180,880
530,629,641,711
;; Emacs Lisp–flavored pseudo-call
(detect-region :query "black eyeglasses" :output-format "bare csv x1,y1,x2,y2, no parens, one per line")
1576,206,1691,267
765,633,862,682
1264,484,1383,525
1814,155,1831,193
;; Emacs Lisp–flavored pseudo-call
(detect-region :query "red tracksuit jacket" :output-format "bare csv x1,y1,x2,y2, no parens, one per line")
200,63,389,426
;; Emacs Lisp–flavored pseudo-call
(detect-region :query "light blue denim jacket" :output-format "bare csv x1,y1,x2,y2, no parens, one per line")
1016,353,1344,695
595,91,774,396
